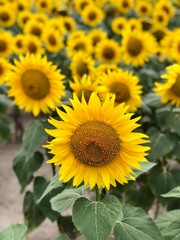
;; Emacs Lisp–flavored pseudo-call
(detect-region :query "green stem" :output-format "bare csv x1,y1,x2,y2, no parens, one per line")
95,185,100,201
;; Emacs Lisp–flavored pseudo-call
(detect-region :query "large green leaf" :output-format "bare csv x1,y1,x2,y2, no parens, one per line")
161,186,180,198
51,187,83,213
0,114,10,140
114,204,164,240
132,162,156,178
39,173,63,201
162,220,180,240
0,224,27,240
23,191,45,231
155,210,180,233
54,234,70,240
72,195,122,240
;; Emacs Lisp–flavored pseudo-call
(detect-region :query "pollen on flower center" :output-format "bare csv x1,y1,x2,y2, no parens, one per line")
0,12,10,22
21,69,50,100
71,121,120,166
110,81,130,103
103,47,115,59
88,12,97,20
171,75,180,97
127,37,143,56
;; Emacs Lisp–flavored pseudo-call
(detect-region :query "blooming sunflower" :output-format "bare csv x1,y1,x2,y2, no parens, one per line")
81,4,104,27
24,19,44,39
140,17,152,31
45,92,150,189
95,39,121,64
74,0,92,13
14,0,30,13
152,9,169,28
0,31,13,58
62,16,76,33
7,54,65,116
43,27,64,53
0,58,11,84
127,18,142,32
24,35,44,55
98,69,142,112
70,52,95,80
136,1,152,17
121,29,157,67
34,0,52,13
113,0,134,14
111,17,127,35
17,10,32,29
88,28,107,47
0,4,16,27
13,34,26,55
155,0,174,18
154,64,180,107
171,34,180,63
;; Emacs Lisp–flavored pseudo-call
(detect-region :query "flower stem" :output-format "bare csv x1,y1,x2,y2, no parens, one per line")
95,185,100,201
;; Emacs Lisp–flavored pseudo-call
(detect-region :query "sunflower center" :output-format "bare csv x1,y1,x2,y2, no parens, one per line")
21,69,50,100
16,40,23,48
64,22,71,31
18,3,24,11
103,47,115,60
71,121,120,166
153,30,165,42
28,43,37,53
30,27,41,37
88,11,97,20
110,82,130,103
171,75,180,97
0,64,3,75
48,35,56,45
77,89,92,102
158,15,164,22
127,37,143,56
76,61,89,77
0,40,7,52
141,20,151,31
122,0,129,8
162,6,170,14
41,1,47,7
0,12,10,22
74,42,85,51
140,6,148,13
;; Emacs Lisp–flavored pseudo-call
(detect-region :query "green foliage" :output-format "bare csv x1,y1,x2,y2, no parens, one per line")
54,234,70,240
114,204,164,240
0,224,27,240
161,186,180,198
72,195,122,240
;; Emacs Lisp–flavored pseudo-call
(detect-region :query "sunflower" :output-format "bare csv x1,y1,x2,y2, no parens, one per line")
152,9,169,28
95,63,119,77
70,52,95,80
74,0,92,13
81,4,104,27
17,10,32,29
111,17,127,35
0,31,13,58
7,54,65,116
136,1,152,17
67,35,92,58
95,39,121,64
24,19,44,39
154,64,180,107
155,0,174,18
46,18,66,36
45,92,150,189
98,69,142,112
14,0,30,13
0,58,11,84
127,18,142,32
13,34,26,55
62,16,76,33
0,4,16,27
34,0,52,13
88,28,107,47
32,12,49,24
140,17,152,31
43,27,64,53
160,30,174,61
121,29,157,67
24,35,44,55
171,34,180,63
151,27,168,43
113,0,134,14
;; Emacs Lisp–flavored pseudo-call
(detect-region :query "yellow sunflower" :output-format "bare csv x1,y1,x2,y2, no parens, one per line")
24,19,44,39
127,18,142,32
70,52,95,80
0,4,16,27
14,0,30,13
0,58,11,84
136,1,152,17
98,69,142,112
140,17,152,31
24,35,44,55
0,31,13,58
88,28,107,47
155,0,174,18
62,16,76,33
34,0,52,13
70,75,105,102
112,0,134,14
17,10,32,29
43,27,64,53
81,4,104,27
95,39,121,64
74,0,92,13
32,12,49,24
46,18,66,36
7,54,65,116
152,9,170,28
111,17,127,35
154,64,180,107
45,92,150,189
121,29,157,67
160,30,175,61
13,34,26,55
95,63,119,77
171,35,180,63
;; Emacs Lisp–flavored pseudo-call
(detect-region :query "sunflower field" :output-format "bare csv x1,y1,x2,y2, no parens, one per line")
0,0,180,239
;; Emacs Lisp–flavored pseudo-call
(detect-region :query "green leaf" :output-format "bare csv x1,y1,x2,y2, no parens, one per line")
22,120,47,154
13,151,44,191
54,234,70,240
0,224,27,240
114,204,164,240
155,210,180,233
162,220,180,240
132,162,156,178
72,195,122,240
142,93,162,108
147,129,177,161
161,186,180,198
39,173,63,201
0,114,10,140
172,141,180,159
33,177,60,221
155,107,172,131
23,191,45,231
148,166,176,197
51,187,83,213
